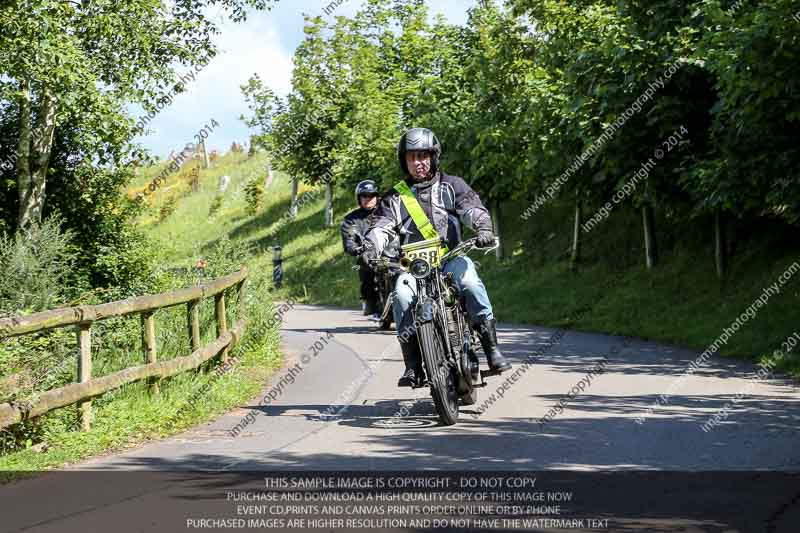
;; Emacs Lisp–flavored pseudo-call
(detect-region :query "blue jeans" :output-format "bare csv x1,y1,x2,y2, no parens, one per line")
392,256,493,344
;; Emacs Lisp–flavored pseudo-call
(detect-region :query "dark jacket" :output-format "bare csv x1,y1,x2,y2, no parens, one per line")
340,207,374,256
366,171,492,255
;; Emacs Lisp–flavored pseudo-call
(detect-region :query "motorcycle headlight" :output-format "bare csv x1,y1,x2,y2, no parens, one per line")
410,258,431,279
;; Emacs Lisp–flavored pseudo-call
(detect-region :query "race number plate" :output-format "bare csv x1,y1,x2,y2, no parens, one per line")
401,237,443,267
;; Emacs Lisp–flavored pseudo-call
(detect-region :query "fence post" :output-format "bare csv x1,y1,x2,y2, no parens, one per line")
187,299,201,373
236,280,247,315
187,299,201,352
215,293,228,363
76,323,92,431
141,311,159,394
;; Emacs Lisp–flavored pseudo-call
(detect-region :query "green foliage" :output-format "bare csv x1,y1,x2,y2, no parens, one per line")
209,194,224,217
238,0,799,255
684,0,800,222
0,216,79,316
244,176,264,215
158,196,178,223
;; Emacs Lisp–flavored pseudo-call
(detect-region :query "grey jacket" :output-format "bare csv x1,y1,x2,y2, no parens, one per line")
366,171,493,255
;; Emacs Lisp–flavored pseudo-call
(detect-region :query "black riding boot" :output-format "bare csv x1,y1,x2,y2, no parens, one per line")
398,341,423,387
363,298,378,316
475,317,512,373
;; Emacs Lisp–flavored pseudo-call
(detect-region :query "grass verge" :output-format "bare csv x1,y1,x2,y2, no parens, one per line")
0,152,286,477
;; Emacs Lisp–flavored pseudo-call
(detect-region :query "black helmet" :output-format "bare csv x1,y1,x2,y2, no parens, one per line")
398,127,441,177
355,180,379,205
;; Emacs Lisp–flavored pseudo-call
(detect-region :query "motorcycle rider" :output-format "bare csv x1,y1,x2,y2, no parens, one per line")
361,128,511,387
341,180,382,318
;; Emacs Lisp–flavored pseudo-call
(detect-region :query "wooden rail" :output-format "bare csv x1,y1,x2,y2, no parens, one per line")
0,268,248,431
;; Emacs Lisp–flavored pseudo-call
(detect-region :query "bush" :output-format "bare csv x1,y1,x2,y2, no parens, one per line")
244,176,264,215
88,224,159,295
158,196,178,222
0,217,79,317
201,234,250,279
209,194,224,216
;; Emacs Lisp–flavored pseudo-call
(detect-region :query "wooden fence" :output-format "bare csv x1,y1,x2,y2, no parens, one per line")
0,268,248,431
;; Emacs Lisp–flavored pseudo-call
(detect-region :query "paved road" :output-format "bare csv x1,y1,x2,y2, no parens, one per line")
4,304,800,532
73,303,800,472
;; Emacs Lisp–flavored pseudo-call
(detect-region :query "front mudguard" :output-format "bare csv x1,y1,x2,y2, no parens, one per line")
416,298,436,323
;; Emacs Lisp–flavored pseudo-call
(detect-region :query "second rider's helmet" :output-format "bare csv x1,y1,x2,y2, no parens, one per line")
397,127,442,177
355,180,379,207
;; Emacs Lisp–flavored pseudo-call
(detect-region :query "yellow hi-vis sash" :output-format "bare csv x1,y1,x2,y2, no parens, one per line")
394,181,449,259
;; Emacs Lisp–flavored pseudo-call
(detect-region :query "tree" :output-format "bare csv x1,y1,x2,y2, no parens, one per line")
0,0,278,233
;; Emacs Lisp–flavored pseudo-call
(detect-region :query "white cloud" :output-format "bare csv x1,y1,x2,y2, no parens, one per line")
133,13,292,156
134,0,474,157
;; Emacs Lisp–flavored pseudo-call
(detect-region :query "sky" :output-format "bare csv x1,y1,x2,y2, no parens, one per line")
132,0,475,158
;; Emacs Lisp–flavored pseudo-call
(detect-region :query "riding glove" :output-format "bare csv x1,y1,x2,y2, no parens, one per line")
360,246,378,266
476,230,495,248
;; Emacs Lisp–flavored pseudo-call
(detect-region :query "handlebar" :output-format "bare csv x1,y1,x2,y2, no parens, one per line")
351,257,403,271
351,237,498,271
439,237,499,264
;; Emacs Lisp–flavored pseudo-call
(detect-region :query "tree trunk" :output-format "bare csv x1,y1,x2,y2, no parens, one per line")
490,202,504,260
16,80,33,232
200,139,210,169
17,83,58,233
290,177,299,217
324,180,334,227
715,210,728,279
264,161,274,189
570,196,582,270
642,204,658,269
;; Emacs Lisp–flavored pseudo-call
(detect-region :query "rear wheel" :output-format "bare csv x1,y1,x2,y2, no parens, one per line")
418,317,459,425
377,276,393,330
379,296,393,330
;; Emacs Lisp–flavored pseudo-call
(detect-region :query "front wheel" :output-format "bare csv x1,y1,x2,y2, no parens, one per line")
418,318,459,425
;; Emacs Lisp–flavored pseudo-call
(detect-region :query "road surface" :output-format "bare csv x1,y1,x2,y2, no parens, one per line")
74,303,800,472
3,304,799,532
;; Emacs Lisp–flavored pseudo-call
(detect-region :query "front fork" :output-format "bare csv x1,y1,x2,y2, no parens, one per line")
415,276,455,369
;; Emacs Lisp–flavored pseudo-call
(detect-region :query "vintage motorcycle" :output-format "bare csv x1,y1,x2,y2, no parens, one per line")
395,236,501,426
352,246,395,330
370,257,396,330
